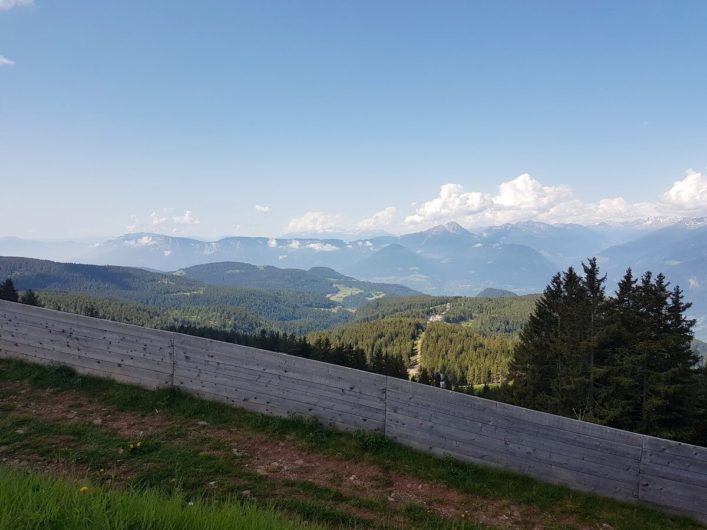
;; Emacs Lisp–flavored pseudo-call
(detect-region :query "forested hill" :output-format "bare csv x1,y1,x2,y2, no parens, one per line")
310,295,540,386
0,256,411,335
173,261,418,308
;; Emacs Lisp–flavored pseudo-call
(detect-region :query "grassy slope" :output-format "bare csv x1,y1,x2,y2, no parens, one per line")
0,358,703,530
0,467,322,530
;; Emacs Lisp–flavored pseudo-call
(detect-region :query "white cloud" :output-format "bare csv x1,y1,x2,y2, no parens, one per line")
404,170,707,230
304,242,339,252
356,206,397,231
0,0,32,10
267,238,278,248
663,170,707,210
172,210,200,226
150,211,167,225
493,173,571,210
124,235,158,247
688,277,700,289
286,211,341,234
405,183,488,225
255,205,272,214
0,55,15,67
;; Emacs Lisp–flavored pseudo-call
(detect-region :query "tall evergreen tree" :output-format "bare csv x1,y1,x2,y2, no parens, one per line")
0,278,19,302
508,272,564,411
509,262,701,443
19,289,41,307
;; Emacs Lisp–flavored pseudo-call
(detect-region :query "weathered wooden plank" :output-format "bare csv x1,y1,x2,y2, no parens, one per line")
175,355,385,413
386,389,642,460
178,380,383,432
0,328,173,372
175,360,385,411
642,448,707,476
0,322,174,357
387,379,642,447
175,332,380,379
0,339,172,384
0,311,175,350
185,386,377,433
177,344,384,390
639,473,707,515
640,461,707,489
385,423,637,500
0,347,169,389
174,366,385,423
386,398,641,471
385,410,637,487
175,338,385,389
642,436,707,465
0,331,173,375
176,348,384,396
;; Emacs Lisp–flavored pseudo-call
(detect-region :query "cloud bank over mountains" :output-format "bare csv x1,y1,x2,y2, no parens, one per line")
281,169,707,236
123,170,707,239
403,170,707,230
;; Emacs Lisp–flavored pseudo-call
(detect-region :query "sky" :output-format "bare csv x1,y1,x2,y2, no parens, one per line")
1,0,706,240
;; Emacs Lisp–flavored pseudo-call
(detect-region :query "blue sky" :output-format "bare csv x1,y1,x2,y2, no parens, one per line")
1,0,706,239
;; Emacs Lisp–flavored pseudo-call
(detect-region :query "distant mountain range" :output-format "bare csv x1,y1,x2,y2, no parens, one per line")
2,218,706,337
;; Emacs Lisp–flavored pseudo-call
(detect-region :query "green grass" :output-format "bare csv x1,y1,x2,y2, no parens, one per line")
0,467,322,530
0,358,704,530
327,285,364,303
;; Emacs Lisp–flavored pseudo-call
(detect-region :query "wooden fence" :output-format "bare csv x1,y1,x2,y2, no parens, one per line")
0,300,705,523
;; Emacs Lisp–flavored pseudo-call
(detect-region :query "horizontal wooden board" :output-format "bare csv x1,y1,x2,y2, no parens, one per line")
386,389,641,461
642,436,707,465
175,361,385,412
175,336,385,389
0,328,173,375
0,338,172,385
638,473,707,515
0,304,175,342
174,365,385,422
175,354,385,406
385,400,640,474
387,378,642,447
385,424,637,500
0,311,175,352
178,379,383,432
0,327,172,373
0,347,169,389
385,410,637,488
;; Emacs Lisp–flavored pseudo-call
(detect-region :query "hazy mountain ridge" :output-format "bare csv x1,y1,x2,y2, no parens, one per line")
2,218,706,337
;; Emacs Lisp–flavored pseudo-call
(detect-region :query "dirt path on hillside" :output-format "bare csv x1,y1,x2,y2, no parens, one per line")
0,381,598,530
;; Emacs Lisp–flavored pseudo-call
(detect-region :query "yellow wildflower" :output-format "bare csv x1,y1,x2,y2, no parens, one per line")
79,486,90,493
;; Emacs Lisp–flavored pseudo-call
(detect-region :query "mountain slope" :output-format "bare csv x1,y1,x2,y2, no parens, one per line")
173,261,419,308
599,221,707,338
0,257,354,334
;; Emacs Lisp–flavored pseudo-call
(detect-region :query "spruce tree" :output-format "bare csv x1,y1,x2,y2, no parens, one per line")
595,268,641,429
508,272,564,411
0,278,19,302
581,257,608,417
19,289,41,307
